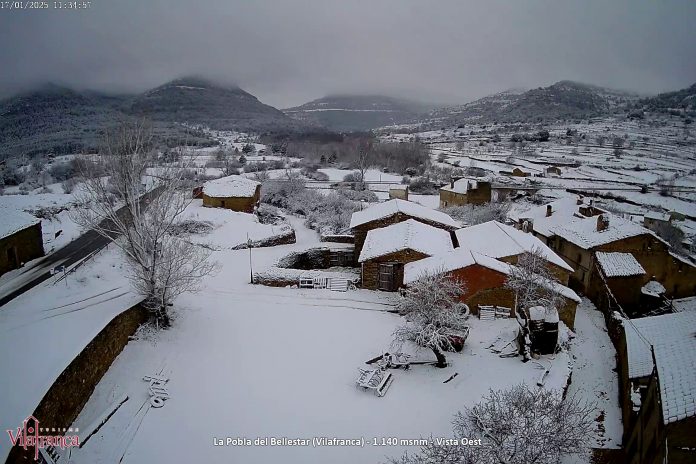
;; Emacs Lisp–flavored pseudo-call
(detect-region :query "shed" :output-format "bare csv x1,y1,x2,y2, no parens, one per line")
202,175,261,212
0,208,45,276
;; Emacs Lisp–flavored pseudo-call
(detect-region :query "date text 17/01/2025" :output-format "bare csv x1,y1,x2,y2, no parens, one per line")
213,437,484,447
0,2,91,9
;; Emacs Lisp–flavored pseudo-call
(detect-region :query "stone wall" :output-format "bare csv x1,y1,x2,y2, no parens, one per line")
0,223,45,276
7,303,147,463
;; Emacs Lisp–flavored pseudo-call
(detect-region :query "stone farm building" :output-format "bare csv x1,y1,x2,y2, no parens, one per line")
403,249,581,329
454,220,573,285
350,199,459,262
0,209,44,276
202,175,261,212
439,177,491,208
358,219,454,291
618,311,696,464
512,197,696,313
388,185,409,201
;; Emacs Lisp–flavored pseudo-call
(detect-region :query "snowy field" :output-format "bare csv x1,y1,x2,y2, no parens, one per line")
61,215,594,464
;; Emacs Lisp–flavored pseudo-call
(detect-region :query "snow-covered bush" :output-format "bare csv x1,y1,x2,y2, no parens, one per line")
170,220,214,236
408,176,436,194
336,188,378,203
256,204,285,225
393,272,470,368
442,202,510,226
392,385,593,464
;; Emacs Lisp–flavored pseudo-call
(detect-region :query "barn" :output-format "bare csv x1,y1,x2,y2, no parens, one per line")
403,248,580,329
358,219,454,291
202,175,261,213
0,208,45,276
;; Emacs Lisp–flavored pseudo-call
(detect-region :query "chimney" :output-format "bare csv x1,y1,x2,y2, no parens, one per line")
597,214,609,232
577,195,583,205
546,205,553,217
450,178,455,188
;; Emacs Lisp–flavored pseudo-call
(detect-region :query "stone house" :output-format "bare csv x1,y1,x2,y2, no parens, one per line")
358,219,454,291
403,248,580,329
388,185,409,201
510,167,532,177
587,252,647,314
202,175,261,213
0,209,45,276
350,199,459,262
544,166,562,176
438,177,492,208
643,211,671,231
513,199,696,307
454,220,573,285
618,311,696,464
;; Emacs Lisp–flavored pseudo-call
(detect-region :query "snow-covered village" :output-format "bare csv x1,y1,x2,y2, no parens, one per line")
1,2,695,464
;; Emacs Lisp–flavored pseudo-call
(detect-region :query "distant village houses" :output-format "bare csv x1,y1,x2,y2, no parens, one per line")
0,209,44,276
200,175,261,213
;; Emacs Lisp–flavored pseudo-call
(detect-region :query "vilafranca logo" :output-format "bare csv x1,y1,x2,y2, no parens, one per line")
6,416,80,461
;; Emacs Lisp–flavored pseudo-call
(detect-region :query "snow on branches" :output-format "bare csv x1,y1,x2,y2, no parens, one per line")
70,121,217,326
393,271,470,368
392,384,595,464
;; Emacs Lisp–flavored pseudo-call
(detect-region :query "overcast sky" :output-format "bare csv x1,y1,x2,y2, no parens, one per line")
1,0,695,107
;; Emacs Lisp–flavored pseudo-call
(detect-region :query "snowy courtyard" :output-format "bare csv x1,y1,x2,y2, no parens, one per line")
42,211,618,464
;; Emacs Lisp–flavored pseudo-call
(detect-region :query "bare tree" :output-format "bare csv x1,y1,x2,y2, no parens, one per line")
505,248,564,315
71,121,216,327
393,272,470,368
504,248,565,361
355,141,372,190
391,384,595,464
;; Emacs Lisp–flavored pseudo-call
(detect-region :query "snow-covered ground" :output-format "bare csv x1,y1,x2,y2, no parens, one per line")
64,215,577,464
178,199,293,250
566,299,623,450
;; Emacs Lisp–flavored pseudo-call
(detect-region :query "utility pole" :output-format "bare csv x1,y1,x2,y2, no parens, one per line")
247,233,253,284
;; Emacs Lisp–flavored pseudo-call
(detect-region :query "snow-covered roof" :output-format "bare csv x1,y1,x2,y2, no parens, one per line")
455,221,573,272
509,196,583,238
350,199,459,230
623,311,696,424
0,208,40,240
641,280,666,297
358,219,453,262
595,252,646,277
644,211,670,222
403,248,580,303
672,296,696,313
440,178,477,194
552,213,654,250
202,175,260,198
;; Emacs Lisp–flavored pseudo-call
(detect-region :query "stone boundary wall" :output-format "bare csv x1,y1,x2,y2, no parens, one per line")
7,303,147,463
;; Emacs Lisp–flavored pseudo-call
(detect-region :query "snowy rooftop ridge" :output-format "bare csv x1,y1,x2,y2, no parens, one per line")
350,199,459,230
454,221,573,272
358,219,453,262
202,175,260,198
441,178,477,194
596,252,646,277
403,248,580,303
0,208,40,239
624,311,696,424
552,213,654,249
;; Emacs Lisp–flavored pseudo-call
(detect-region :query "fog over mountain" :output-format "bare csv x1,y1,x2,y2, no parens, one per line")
1,0,695,108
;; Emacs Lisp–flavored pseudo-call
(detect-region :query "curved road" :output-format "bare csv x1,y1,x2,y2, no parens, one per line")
0,187,162,308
